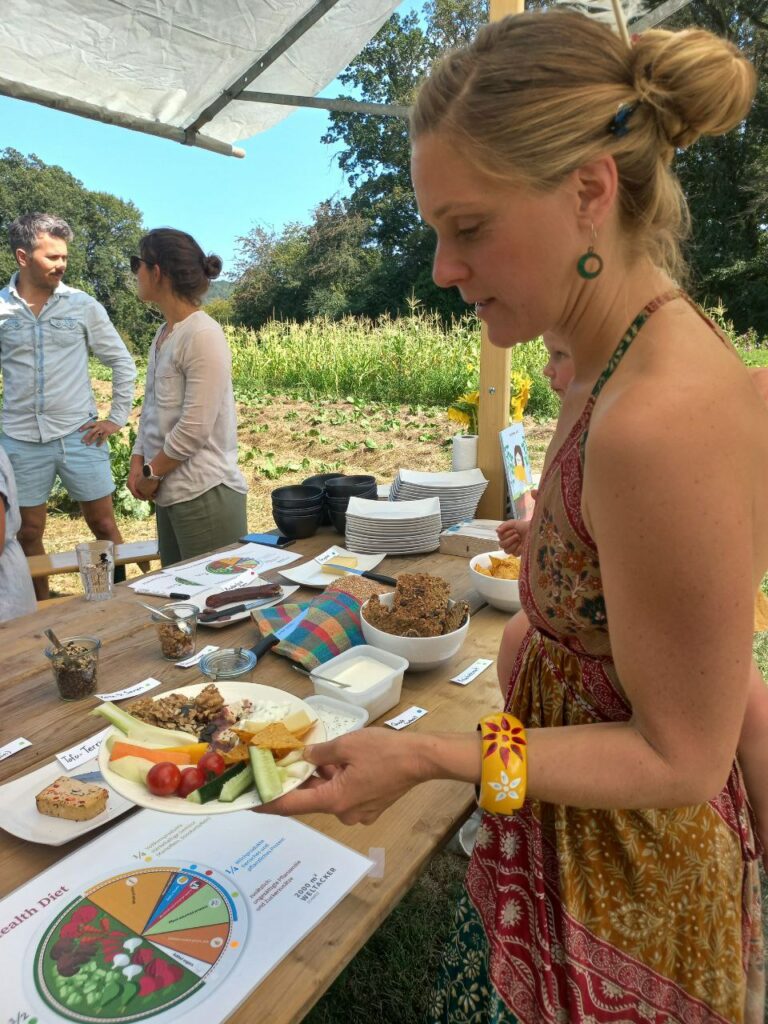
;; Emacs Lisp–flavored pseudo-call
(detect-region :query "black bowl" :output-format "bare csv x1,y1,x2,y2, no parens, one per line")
272,508,322,539
326,487,377,508
329,508,348,535
270,485,323,509
302,473,346,490
272,498,324,514
325,475,376,498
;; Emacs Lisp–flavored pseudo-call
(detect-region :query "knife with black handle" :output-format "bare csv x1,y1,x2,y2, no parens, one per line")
324,564,397,586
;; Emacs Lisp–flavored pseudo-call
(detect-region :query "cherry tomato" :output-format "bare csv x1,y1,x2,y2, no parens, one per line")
197,750,226,779
176,766,206,798
146,761,182,797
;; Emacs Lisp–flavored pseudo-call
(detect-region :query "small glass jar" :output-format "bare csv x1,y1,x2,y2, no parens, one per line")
44,636,101,701
151,603,198,661
199,647,257,681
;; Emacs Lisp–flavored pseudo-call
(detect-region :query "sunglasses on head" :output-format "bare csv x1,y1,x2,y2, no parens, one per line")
129,255,154,274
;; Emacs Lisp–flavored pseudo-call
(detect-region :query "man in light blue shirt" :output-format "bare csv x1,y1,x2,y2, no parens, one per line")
0,213,137,599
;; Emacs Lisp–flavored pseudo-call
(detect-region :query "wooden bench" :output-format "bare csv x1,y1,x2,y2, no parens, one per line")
27,539,160,579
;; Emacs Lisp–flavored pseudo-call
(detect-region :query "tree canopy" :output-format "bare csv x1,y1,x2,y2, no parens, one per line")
0,148,156,351
232,0,768,338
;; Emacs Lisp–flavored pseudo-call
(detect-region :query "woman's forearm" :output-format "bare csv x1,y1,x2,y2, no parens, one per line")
415,719,730,810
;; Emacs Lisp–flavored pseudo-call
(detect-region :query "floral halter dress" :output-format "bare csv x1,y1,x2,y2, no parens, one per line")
429,292,764,1024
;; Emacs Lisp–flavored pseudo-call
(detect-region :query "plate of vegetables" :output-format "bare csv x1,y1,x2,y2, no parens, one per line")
94,682,325,815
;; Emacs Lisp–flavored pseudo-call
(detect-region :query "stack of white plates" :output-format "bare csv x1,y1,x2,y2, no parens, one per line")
344,496,443,555
389,468,489,528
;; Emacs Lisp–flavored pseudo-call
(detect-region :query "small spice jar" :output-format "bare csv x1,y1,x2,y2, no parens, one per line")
151,603,198,661
44,636,101,701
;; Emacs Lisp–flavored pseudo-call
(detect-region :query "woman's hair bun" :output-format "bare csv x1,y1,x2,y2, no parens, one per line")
630,28,756,150
203,254,223,280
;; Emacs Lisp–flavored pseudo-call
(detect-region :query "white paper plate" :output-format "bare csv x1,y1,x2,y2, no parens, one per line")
193,585,299,628
347,496,441,519
279,546,386,588
0,758,134,846
98,682,325,815
397,468,488,487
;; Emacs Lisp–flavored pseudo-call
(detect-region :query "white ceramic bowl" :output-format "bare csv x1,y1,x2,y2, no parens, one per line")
469,550,522,613
360,592,469,672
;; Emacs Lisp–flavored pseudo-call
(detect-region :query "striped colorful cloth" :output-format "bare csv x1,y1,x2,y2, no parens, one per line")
250,590,365,669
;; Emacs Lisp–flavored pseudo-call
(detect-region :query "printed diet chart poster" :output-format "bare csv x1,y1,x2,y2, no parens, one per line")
0,810,371,1023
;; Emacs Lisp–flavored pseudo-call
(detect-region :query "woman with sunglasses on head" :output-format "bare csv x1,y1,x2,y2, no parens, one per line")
262,11,767,1021
128,230,247,565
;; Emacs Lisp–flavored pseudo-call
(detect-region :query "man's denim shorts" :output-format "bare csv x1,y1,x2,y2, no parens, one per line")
0,428,115,507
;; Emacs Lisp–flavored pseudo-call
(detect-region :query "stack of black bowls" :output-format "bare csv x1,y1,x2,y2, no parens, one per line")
271,484,324,539
301,473,347,525
323,475,377,534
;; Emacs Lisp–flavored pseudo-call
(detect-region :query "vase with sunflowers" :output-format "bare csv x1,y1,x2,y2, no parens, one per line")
447,370,532,469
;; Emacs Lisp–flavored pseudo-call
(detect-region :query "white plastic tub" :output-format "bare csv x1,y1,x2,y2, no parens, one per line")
309,645,409,722
304,694,369,739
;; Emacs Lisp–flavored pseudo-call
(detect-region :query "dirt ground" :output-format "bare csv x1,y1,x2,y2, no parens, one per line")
43,392,557,594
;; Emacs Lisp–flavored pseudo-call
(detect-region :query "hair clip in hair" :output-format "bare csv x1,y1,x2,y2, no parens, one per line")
607,102,637,138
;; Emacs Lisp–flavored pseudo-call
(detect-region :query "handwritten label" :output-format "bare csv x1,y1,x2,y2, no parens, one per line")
176,645,219,668
0,737,31,762
56,729,111,771
97,677,163,701
451,659,493,686
384,706,428,731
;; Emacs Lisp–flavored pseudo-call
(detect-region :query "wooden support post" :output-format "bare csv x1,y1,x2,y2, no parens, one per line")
475,0,525,519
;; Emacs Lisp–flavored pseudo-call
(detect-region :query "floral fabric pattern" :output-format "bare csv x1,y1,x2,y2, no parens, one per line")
435,293,764,1023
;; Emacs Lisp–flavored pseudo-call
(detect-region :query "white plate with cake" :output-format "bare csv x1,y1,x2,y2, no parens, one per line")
0,758,134,845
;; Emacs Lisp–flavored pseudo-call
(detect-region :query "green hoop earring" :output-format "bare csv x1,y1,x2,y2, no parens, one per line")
577,246,604,280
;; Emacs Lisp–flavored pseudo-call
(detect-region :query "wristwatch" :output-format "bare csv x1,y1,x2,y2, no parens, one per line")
142,462,164,482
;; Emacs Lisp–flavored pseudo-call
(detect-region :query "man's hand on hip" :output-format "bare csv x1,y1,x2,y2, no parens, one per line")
79,420,120,446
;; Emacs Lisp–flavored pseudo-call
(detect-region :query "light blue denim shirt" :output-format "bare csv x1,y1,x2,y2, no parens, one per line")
0,274,137,443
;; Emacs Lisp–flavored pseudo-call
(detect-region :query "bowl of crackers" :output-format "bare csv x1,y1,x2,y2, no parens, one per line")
469,550,522,613
360,573,470,672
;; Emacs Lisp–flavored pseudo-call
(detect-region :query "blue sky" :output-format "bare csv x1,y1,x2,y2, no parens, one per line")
1,0,422,279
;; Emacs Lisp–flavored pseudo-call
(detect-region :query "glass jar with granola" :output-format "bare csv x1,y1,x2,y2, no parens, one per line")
151,603,198,661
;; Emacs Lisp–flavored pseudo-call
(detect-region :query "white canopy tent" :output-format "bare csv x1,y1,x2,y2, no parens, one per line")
0,0,404,158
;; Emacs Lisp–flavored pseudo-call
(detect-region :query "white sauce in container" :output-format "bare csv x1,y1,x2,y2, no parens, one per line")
330,657,392,692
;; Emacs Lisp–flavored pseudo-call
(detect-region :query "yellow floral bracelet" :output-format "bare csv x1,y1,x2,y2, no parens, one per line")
477,713,527,815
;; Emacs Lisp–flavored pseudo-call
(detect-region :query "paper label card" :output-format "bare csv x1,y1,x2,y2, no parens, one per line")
176,645,219,668
0,737,31,762
55,728,111,771
385,706,428,730
451,659,494,686
97,677,163,701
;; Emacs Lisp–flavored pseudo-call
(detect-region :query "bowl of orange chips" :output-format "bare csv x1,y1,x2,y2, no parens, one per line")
469,550,522,612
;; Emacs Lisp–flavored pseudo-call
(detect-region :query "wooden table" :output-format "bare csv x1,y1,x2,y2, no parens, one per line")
0,533,510,1022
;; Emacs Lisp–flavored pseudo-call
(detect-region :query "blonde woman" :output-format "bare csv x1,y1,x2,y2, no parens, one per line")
265,12,766,1021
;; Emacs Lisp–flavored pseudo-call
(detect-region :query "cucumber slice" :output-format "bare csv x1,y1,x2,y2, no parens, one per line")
249,747,283,804
187,761,249,803
218,764,255,803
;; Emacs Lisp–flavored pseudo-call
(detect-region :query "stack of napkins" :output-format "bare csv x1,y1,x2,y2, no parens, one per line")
389,468,489,528
344,496,442,555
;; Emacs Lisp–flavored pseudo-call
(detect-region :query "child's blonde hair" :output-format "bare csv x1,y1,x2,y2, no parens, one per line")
410,11,756,279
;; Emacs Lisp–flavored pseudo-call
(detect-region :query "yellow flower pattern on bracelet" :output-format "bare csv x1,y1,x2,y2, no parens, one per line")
478,713,527,815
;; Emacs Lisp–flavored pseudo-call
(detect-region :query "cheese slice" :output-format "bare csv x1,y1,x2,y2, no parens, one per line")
321,556,358,575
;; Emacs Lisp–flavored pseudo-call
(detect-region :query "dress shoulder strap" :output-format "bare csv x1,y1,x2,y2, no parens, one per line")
590,289,683,401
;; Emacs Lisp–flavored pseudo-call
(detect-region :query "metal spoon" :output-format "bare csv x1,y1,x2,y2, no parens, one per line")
138,601,192,634
43,627,77,666
291,665,351,689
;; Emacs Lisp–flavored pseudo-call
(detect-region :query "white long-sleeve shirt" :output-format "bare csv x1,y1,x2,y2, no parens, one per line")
0,274,137,442
132,310,247,507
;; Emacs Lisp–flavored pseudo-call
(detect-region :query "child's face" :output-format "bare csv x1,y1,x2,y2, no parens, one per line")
542,336,574,401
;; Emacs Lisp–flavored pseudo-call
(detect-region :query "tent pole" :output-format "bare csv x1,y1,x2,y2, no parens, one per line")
0,77,245,158
475,0,522,521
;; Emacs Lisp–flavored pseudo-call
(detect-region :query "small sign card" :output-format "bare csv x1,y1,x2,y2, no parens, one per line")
176,645,219,668
451,659,494,686
385,706,428,730
500,421,535,520
55,728,110,771
0,737,31,762
97,677,163,701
